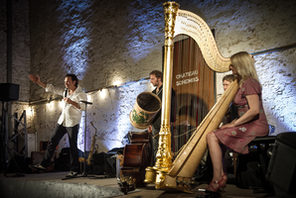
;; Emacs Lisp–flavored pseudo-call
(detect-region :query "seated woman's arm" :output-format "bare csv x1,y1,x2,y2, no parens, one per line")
220,94,260,129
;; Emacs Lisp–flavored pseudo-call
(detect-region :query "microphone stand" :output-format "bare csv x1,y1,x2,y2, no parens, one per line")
62,100,92,180
80,100,92,177
78,101,109,180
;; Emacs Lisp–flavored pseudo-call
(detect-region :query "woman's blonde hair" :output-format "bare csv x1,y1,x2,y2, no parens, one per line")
230,51,259,84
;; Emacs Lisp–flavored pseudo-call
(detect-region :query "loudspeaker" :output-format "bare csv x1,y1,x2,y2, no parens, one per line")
0,83,19,101
266,132,296,197
236,136,275,189
31,151,45,165
54,148,70,171
90,152,116,177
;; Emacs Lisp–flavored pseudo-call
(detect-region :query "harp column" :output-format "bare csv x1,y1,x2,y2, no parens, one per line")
154,1,179,188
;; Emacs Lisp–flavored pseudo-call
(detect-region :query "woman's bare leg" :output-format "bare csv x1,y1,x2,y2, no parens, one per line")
207,131,224,181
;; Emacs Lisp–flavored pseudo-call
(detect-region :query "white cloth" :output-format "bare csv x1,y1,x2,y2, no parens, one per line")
45,84,87,127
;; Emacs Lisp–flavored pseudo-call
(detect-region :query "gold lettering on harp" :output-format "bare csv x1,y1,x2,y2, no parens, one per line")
175,70,199,86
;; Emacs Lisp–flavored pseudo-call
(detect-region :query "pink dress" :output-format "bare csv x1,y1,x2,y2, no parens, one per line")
215,78,269,154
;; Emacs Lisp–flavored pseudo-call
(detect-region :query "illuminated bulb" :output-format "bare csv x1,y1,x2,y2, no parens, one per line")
26,106,34,117
112,79,122,86
99,89,107,99
46,101,54,110
87,94,92,102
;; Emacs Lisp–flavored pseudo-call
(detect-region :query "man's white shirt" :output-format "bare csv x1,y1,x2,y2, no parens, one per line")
45,84,87,127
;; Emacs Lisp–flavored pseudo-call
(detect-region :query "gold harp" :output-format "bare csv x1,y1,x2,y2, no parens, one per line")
144,2,239,190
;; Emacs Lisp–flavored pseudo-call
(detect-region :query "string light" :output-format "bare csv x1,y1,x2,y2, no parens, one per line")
46,101,54,111
112,76,123,87
98,89,108,99
112,80,122,87
26,106,34,118
87,94,92,102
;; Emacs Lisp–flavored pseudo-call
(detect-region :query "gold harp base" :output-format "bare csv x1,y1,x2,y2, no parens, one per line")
144,167,172,189
145,167,194,192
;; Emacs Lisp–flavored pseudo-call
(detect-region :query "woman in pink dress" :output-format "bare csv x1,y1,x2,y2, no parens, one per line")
206,51,269,192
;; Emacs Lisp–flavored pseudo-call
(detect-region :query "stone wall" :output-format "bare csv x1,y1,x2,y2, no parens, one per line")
0,1,7,83
256,48,296,134
0,0,30,100
0,0,31,153
1,0,295,153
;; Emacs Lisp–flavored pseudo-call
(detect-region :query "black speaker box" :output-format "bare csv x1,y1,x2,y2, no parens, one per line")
90,152,116,177
236,136,275,189
266,132,296,197
54,148,70,171
0,83,19,101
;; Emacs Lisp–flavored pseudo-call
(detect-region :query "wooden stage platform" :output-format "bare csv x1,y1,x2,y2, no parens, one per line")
0,171,275,198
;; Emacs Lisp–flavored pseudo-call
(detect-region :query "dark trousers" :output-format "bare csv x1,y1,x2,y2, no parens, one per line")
41,124,79,172
151,125,160,165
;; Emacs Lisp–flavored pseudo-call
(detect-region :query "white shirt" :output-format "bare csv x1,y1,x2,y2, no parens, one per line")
45,84,87,127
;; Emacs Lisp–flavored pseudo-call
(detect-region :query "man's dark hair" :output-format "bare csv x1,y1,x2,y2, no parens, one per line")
149,70,163,82
222,74,236,82
65,74,79,87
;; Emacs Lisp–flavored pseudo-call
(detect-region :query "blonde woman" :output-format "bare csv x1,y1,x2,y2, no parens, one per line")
206,51,269,192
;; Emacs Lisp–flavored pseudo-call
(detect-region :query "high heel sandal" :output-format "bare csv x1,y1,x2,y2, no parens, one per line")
206,174,227,192
206,180,220,192
217,174,227,192
218,174,227,189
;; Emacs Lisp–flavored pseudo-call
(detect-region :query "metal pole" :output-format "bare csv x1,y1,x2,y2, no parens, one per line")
82,103,87,176
24,110,27,157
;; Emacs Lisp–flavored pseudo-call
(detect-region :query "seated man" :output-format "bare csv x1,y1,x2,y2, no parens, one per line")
221,74,238,125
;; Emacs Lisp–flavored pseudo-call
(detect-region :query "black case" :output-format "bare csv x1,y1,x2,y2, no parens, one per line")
236,136,275,189
266,132,296,197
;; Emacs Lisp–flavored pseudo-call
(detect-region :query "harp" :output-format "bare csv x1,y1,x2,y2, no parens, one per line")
144,2,239,191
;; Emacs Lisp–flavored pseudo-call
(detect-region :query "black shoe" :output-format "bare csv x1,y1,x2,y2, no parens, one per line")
66,171,78,177
33,164,46,170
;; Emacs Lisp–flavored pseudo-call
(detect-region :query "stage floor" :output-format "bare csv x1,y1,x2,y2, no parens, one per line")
0,171,274,198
